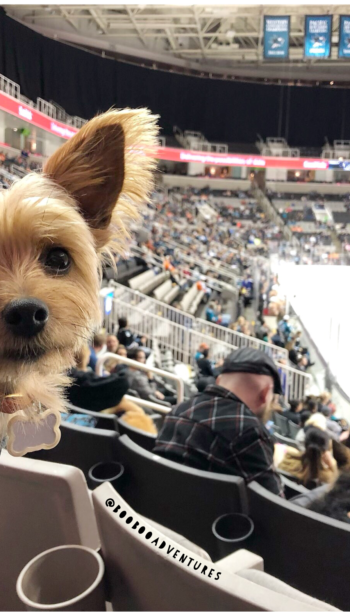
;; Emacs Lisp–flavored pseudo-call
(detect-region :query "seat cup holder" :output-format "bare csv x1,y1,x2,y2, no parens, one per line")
88,461,124,490
212,512,254,559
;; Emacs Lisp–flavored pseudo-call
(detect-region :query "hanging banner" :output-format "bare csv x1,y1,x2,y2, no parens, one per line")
263,16,290,59
304,15,332,59
338,15,350,58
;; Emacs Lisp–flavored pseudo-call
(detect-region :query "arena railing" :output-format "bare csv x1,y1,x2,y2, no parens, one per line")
0,73,86,130
103,296,311,402
0,74,20,99
107,281,287,358
105,297,193,365
195,319,288,361
95,352,181,414
109,281,195,329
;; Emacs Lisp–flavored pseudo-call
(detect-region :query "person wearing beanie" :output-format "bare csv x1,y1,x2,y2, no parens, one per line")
154,348,284,497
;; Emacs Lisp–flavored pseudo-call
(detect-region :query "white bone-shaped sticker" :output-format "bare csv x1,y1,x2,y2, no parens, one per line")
6,409,61,457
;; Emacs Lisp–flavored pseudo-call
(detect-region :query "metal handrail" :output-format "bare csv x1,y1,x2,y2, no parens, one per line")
196,318,288,360
0,73,86,130
96,352,184,404
104,296,311,401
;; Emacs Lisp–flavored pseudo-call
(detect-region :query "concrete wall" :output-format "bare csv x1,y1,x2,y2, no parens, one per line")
162,174,251,190
266,180,350,195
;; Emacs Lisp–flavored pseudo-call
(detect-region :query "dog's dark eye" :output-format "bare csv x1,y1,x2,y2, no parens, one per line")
43,248,71,274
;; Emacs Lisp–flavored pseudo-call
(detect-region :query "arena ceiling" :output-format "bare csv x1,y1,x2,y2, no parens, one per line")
6,4,350,83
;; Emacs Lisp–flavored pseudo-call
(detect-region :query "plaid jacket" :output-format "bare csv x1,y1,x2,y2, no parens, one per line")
153,384,284,497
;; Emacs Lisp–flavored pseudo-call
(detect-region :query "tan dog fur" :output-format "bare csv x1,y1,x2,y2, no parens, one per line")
0,108,158,438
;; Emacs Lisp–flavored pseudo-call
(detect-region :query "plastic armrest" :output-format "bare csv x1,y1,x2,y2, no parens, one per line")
215,549,264,575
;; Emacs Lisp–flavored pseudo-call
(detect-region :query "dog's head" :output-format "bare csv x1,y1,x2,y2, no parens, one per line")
0,109,158,388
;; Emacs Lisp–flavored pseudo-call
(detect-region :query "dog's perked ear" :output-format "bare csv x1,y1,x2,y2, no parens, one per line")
43,108,158,250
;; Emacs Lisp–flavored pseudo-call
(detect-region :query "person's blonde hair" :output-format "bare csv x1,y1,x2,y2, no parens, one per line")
305,413,327,431
319,391,331,405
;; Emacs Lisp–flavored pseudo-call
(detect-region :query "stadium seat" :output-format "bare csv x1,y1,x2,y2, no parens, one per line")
112,434,247,561
153,279,173,301
164,284,180,304
0,451,99,611
140,271,170,295
279,474,308,500
274,432,300,449
288,420,300,440
274,413,290,437
27,421,120,479
129,269,155,290
117,418,157,451
92,482,339,611
247,480,350,610
179,284,196,311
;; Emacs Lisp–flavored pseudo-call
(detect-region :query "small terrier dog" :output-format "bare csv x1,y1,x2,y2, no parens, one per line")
0,108,158,441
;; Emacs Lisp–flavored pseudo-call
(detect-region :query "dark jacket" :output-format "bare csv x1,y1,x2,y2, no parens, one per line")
197,357,215,378
117,327,136,348
67,368,128,411
153,384,283,496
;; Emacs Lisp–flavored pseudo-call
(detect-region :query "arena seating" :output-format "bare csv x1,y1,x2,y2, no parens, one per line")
247,481,350,610
114,434,247,560
102,287,311,402
27,421,121,478
2,65,350,612
0,451,99,611
93,483,337,611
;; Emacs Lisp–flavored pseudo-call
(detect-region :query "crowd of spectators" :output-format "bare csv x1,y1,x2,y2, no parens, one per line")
0,148,42,188
73,323,350,528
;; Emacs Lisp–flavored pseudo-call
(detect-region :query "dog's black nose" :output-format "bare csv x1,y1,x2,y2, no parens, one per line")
3,298,49,338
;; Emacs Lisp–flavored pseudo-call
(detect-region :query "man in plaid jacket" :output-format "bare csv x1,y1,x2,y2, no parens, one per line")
153,348,284,497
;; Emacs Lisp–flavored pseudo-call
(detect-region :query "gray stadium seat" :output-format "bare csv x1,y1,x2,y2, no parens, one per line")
279,474,308,499
247,480,350,610
92,483,337,611
274,412,290,436
114,434,247,561
27,420,120,479
116,418,157,451
0,452,99,611
274,432,300,449
288,420,300,440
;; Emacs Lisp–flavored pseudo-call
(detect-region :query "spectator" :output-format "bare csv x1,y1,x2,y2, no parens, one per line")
278,427,338,487
278,315,292,344
126,348,175,406
194,342,209,362
117,345,128,358
88,332,106,371
283,399,303,424
67,344,140,414
318,391,336,416
154,348,284,497
106,334,119,354
197,348,215,378
306,472,350,523
110,345,129,374
117,316,137,348
321,406,342,439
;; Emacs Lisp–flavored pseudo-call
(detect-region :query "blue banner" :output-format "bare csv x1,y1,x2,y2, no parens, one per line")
339,16,350,58
263,16,290,59
304,15,332,59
